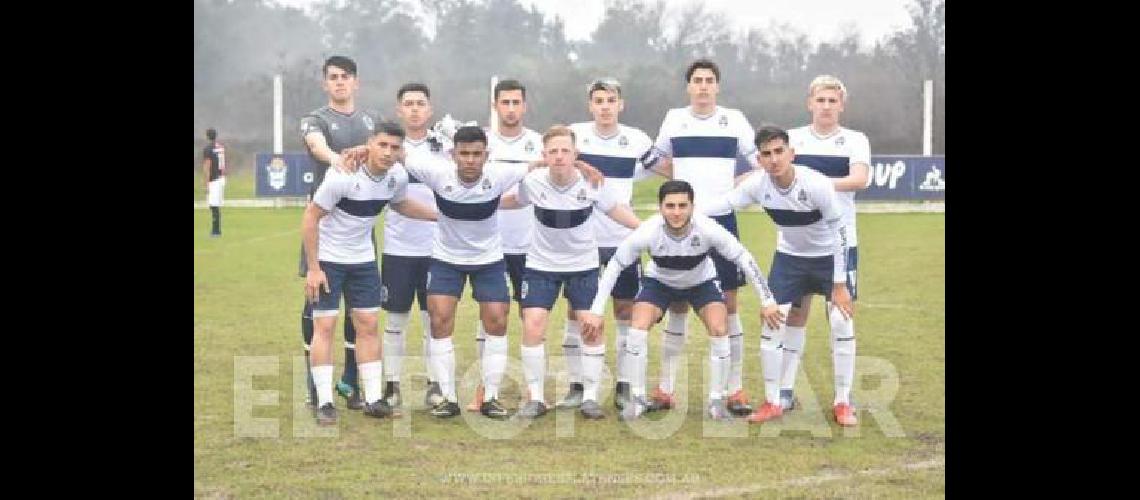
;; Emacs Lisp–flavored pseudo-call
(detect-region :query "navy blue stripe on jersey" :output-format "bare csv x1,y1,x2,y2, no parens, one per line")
407,172,422,184
764,207,823,227
534,206,593,229
578,153,636,178
652,253,709,270
336,198,389,217
671,136,737,159
434,193,501,221
496,159,528,164
794,154,849,178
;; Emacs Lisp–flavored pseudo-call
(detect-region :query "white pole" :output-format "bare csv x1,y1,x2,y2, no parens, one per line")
274,74,284,155
489,75,499,135
923,79,933,156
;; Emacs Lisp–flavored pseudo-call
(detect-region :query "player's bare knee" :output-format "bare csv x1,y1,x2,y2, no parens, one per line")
614,301,633,321
786,306,809,327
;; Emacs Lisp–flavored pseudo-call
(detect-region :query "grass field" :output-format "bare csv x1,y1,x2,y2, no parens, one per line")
193,206,945,498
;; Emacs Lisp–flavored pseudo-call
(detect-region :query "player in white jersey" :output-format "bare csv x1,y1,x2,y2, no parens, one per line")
649,59,762,416
468,79,545,411
780,75,870,417
499,125,642,419
397,126,603,419
557,77,672,412
581,180,780,421
701,126,856,426
301,122,438,426
378,83,452,414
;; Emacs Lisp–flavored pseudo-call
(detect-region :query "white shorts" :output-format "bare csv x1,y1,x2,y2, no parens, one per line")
207,177,226,207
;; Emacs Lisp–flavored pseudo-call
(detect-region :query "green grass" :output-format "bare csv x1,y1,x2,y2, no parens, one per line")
194,209,944,498
194,168,257,201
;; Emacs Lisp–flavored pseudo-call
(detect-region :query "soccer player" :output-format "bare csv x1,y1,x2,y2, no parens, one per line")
649,59,761,416
379,83,450,413
202,127,225,237
499,125,642,419
298,55,378,411
562,78,671,412
467,79,545,412
581,180,780,421
780,76,869,423
301,122,437,426
398,126,602,419
700,126,856,426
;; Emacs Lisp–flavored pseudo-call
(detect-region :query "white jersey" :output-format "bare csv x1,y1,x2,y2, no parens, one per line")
788,125,870,247
486,127,543,254
569,122,661,248
312,166,409,264
653,106,758,216
402,156,528,266
516,168,620,273
591,213,774,315
382,133,450,257
708,165,848,282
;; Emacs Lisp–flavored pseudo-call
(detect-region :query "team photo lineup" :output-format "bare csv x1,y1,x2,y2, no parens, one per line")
235,54,871,428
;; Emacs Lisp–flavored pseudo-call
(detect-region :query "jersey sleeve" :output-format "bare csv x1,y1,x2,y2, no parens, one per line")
312,172,350,212
390,169,409,204
849,131,871,166
492,160,530,188
299,113,327,142
590,221,655,315
515,174,534,207
735,112,759,169
652,111,674,158
593,183,618,212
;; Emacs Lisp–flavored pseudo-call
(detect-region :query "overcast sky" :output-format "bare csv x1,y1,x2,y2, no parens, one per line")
271,0,916,48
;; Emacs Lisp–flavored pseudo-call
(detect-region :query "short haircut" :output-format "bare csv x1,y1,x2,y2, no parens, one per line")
397,82,431,101
206,128,217,141
658,180,695,203
453,125,488,146
493,79,526,101
685,58,720,82
323,55,357,76
586,77,621,99
542,125,575,146
754,126,790,149
374,121,406,140
808,74,848,100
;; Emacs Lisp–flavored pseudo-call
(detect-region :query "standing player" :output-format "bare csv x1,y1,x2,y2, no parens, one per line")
650,59,761,416
301,122,437,425
581,180,780,421
561,78,670,412
202,128,225,237
700,126,855,426
298,55,378,411
499,125,642,419
467,79,544,412
779,76,869,421
379,83,450,413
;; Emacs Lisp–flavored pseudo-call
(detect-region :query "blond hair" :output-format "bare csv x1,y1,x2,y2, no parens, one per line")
808,75,848,100
542,124,576,146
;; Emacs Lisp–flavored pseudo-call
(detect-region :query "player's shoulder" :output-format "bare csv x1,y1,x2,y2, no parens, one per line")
794,165,832,189
389,164,411,181
787,125,812,139
618,124,651,143
839,126,870,144
522,127,543,141
569,121,592,136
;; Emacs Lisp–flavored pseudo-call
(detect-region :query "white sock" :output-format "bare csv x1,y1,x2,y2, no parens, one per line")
727,313,744,393
615,320,630,383
759,306,789,405
483,335,509,400
626,328,649,397
383,312,409,382
659,328,685,394
311,364,335,407
429,337,456,401
476,321,487,359
582,343,605,402
563,320,583,385
781,325,807,391
828,304,856,405
358,360,384,404
521,344,546,403
709,336,730,400
420,310,433,381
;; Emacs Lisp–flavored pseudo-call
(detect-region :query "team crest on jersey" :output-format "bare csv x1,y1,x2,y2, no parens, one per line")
618,135,629,148
482,178,492,190
525,140,535,153
576,188,587,202
363,115,374,131
835,136,845,147
718,115,729,128
797,189,807,202
691,235,701,247
267,157,288,190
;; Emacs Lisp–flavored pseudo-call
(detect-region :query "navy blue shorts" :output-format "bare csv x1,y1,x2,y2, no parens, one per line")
520,268,599,311
599,247,641,300
380,254,431,312
635,277,725,314
504,253,527,302
709,213,745,291
426,258,511,303
783,247,859,307
312,260,382,317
